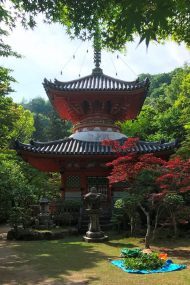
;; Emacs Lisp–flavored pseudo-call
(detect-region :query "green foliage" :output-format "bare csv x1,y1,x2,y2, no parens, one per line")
0,96,34,148
134,169,161,196
22,97,72,141
0,150,60,223
3,0,190,50
0,28,21,58
124,252,164,270
120,65,190,150
115,193,142,214
0,4,21,59
163,193,184,209
112,193,141,234
9,206,32,229
0,66,16,96
121,248,142,258
175,71,190,158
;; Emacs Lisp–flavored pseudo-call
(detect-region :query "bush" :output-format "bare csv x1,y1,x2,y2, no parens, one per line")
9,207,32,230
124,252,164,270
7,228,65,240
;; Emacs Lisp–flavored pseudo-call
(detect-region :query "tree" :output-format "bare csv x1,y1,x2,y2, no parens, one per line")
156,157,190,194
103,138,190,245
175,71,190,158
102,138,165,248
0,66,16,96
162,193,184,237
2,0,190,50
0,150,60,223
0,96,34,148
155,157,190,236
120,66,190,144
113,192,141,236
23,97,72,141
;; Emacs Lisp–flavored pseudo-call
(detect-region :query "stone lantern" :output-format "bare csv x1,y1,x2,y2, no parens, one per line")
83,187,108,242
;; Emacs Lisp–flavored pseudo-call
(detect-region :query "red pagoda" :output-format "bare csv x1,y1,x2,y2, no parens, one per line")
15,48,177,201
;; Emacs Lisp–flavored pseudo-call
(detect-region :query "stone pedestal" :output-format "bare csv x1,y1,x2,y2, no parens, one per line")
83,209,108,242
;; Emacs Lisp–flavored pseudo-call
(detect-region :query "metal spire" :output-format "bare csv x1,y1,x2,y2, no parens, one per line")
92,29,103,75
94,46,101,68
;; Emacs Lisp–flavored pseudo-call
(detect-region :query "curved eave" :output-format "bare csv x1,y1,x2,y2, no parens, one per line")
43,74,149,92
15,138,178,172
15,138,178,155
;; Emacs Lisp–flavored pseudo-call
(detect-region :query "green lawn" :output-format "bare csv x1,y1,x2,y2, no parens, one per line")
0,233,190,285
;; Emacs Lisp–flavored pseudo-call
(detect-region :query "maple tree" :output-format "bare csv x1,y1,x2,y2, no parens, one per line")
2,1,190,50
103,138,190,244
102,138,165,184
156,156,190,194
102,138,165,248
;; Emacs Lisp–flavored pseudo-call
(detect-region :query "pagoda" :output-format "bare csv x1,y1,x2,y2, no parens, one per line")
15,47,177,201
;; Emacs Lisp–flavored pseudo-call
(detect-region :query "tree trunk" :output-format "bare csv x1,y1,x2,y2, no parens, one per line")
130,216,134,236
171,212,177,238
139,203,151,249
152,206,163,241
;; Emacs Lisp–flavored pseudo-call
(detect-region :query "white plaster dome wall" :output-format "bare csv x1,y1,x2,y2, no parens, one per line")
69,129,127,142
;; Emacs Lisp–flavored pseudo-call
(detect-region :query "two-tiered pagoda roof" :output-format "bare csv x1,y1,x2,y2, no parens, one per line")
15,47,177,173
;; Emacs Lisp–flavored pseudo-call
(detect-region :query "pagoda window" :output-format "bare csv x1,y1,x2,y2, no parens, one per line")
87,176,108,199
66,176,81,189
93,100,102,112
82,100,90,114
105,101,112,114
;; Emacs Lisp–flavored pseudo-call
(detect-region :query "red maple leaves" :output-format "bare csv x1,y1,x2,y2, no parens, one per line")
157,157,190,193
102,138,165,185
102,138,190,195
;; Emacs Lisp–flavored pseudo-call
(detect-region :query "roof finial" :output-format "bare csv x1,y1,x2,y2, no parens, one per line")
92,26,103,75
94,36,101,68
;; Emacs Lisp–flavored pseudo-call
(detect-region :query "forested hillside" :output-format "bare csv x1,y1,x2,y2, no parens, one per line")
0,68,61,223
22,98,72,141
119,64,190,158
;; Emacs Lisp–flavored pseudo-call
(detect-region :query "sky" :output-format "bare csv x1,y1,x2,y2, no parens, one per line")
2,19,190,103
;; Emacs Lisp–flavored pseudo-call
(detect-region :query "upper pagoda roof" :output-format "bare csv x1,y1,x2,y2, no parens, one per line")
43,46,150,123
43,70,149,92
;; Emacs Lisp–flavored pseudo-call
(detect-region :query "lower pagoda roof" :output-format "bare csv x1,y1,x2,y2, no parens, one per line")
15,138,178,156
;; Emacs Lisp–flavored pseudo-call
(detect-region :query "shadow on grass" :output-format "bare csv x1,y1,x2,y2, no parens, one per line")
105,241,136,248
151,238,190,266
152,237,190,248
160,249,190,264
0,238,104,284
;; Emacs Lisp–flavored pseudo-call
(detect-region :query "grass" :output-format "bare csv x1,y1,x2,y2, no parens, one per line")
0,232,190,285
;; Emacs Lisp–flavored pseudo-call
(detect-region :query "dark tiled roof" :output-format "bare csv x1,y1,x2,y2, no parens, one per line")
43,73,149,92
15,138,177,156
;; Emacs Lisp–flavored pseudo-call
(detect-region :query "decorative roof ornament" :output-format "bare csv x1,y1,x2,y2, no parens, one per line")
92,28,103,75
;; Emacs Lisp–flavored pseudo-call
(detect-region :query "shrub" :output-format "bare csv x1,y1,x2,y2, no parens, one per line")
121,248,142,258
124,252,164,270
9,207,32,230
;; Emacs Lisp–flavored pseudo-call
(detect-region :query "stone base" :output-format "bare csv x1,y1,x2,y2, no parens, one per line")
83,235,108,243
